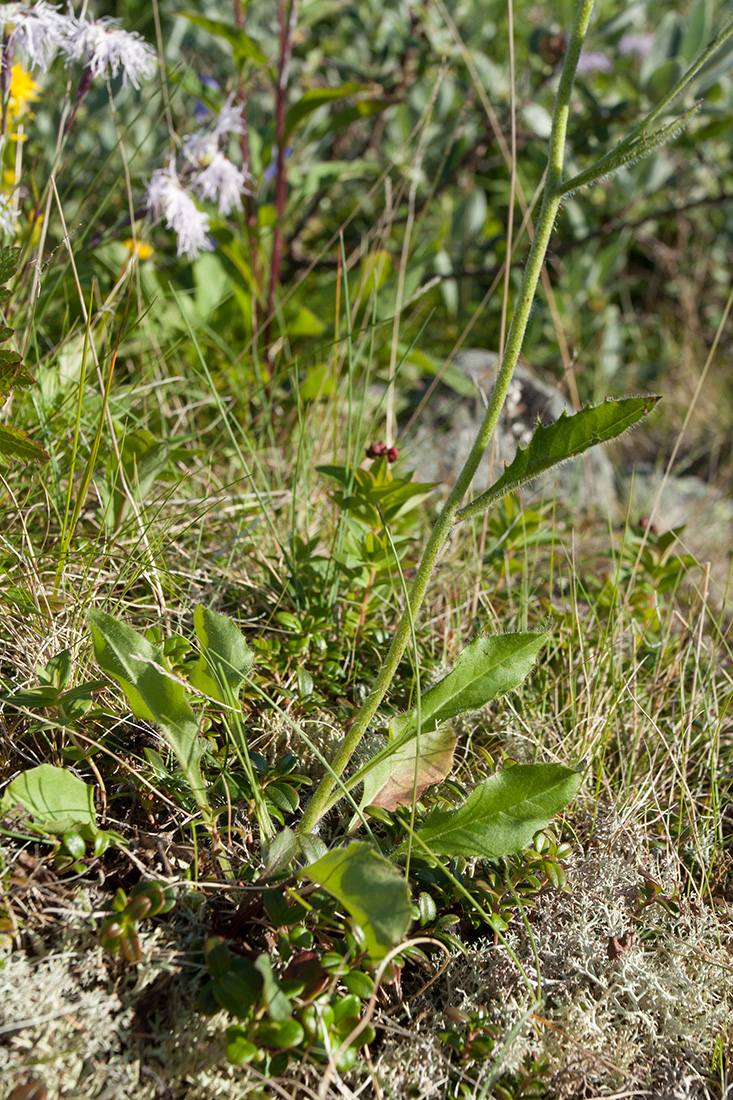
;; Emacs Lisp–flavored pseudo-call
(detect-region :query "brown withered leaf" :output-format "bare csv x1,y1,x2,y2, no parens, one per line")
362,724,457,813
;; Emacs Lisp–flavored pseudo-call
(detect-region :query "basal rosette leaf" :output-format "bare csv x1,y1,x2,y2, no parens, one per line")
299,842,411,960
403,763,582,860
88,610,209,816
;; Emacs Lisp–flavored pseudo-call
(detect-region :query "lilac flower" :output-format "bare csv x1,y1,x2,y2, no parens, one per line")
4,1,78,74
146,161,212,260
191,152,249,216
576,50,614,76
64,16,156,89
618,32,655,60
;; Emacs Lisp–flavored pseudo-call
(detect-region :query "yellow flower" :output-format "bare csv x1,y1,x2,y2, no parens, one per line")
9,65,40,122
124,238,154,260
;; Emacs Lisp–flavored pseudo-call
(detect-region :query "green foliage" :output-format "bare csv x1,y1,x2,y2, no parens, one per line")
0,247,48,467
190,604,254,702
352,630,550,815
199,935,376,1074
456,397,661,523
2,648,106,724
0,763,118,867
403,764,582,861
100,429,169,534
2,763,96,835
299,842,412,961
2,1,731,1092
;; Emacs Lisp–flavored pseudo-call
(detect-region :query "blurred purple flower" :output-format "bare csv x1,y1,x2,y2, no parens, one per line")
576,50,614,75
264,146,293,180
618,32,655,60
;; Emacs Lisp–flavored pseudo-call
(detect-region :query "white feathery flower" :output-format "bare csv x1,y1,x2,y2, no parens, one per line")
64,16,156,88
146,161,212,260
182,131,218,170
6,1,80,74
213,94,244,140
191,152,248,216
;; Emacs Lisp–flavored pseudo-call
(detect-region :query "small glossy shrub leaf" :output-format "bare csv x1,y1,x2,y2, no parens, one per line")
405,763,582,860
225,1027,258,1065
255,1018,304,1049
457,397,660,523
190,604,253,702
88,610,208,813
299,842,411,960
254,954,292,1022
214,957,262,1018
360,724,456,812
1,764,97,835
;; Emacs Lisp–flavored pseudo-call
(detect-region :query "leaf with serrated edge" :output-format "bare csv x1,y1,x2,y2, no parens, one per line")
404,763,582,860
0,425,49,465
457,396,659,523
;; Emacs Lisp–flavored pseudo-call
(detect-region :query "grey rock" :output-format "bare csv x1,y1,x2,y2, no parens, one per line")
403,348,617,511
620,466,733,607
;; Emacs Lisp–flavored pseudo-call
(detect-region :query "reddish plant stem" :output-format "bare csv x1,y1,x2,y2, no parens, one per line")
264,0,297,368
1,31,13,137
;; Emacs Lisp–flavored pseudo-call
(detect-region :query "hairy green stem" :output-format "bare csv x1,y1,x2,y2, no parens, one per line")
298,0,596,836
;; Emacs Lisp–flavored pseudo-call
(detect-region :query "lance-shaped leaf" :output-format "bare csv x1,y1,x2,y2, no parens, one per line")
299,842,411,960
189,604,253,703
174,12,267,65
359,724,456,813
403,763,582,860
404,631,549,732
284,84,367,142
456,396,660,524
88,610,209,816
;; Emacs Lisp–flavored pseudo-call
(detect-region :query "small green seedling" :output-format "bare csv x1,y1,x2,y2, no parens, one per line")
99,881,176,964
